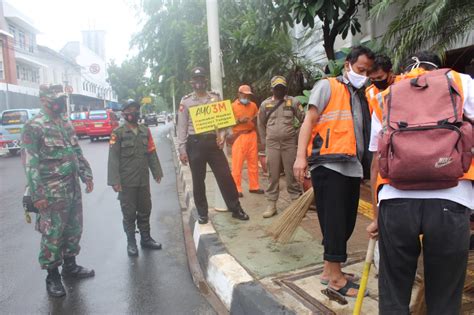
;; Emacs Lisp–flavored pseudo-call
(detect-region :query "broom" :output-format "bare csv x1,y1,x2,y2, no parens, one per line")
267,187,314,244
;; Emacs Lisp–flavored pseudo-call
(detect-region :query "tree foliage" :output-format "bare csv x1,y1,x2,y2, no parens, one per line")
132,0,319,104
278,0,366,60
107,57,148,104
371,0,474,67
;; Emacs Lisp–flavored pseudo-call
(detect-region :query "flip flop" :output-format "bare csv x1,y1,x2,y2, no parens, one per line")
327,280,368,299
320,272,360,285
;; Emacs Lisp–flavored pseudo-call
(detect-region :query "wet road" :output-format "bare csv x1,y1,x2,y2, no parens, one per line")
0,123,215,315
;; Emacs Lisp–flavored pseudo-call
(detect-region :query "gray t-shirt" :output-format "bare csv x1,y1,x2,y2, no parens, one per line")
307,76,364,178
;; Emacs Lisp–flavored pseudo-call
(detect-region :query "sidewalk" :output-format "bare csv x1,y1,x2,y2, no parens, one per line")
171,138,425,314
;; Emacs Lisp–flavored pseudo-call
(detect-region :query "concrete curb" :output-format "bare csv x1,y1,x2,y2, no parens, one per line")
171,138,296,315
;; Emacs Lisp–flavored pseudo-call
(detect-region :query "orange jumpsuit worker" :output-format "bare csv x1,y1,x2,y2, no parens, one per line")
231,85,264,197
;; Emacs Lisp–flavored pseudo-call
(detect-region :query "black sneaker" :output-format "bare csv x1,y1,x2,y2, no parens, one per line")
232,208,249,221
198,216,209,224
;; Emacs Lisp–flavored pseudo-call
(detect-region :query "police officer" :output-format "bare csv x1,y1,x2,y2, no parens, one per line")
108,100,163,256
258,76,304,218
22,84,95,298
177,67,249,224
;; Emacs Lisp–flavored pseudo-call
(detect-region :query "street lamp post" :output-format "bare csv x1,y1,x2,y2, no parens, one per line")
206,0,227,211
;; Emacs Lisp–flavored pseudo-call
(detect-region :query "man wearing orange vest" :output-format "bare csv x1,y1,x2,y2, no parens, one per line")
230,85,264,197
294,46,375,298
366,54,396,117
367,51,474,314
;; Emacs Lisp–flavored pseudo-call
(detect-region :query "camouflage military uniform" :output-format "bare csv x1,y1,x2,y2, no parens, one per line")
21,111,93,270
107,123,163,235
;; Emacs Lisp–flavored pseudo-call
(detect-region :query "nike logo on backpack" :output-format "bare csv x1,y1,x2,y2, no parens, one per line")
435,157,453,168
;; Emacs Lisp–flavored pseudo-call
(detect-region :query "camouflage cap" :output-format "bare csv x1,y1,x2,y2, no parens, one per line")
122,99,141,111
39,84,67,100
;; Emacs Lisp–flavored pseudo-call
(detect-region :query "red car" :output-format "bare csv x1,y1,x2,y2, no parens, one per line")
70,112,89,138
86,110,119,142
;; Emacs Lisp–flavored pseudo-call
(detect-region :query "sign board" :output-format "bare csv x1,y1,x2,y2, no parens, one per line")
89,64,100,74
142,97,152,104
189,100,236,134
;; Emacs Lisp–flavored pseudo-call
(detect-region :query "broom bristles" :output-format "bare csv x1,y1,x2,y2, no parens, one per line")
267,188,314,244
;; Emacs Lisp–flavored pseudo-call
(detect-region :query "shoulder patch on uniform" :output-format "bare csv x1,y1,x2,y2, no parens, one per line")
265,103,274,108
181,93,192,101
179,104,185,112
286,99,292,106
109,133,117,145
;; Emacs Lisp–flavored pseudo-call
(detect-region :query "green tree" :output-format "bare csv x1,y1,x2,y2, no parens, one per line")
278,0,366,60
107,57,148,104
371,0,474,67
132,0,315,102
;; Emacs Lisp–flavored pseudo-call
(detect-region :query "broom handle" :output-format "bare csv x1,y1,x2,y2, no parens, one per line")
353,237,376,315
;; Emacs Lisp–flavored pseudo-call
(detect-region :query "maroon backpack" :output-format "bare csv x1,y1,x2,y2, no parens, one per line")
378,69,472,190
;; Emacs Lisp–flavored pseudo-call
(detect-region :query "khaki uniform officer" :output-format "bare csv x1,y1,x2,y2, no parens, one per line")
257,76,304,218
177,67,249,224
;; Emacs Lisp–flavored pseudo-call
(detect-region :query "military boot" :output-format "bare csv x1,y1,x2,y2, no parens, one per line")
127,232,139,256
46,268,66,297
61,257,95,279
140,231,162,250
263,201,277,218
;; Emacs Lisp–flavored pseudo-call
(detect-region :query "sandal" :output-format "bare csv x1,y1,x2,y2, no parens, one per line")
320,272,360,285
327,280,368,298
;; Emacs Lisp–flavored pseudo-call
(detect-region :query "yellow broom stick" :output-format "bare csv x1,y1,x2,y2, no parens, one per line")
353,237,376,315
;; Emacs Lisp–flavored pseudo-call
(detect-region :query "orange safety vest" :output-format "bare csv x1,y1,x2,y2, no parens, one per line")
307,77,357,160
374,68,474,201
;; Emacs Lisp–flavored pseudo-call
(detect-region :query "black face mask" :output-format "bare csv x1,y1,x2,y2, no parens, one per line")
124,112,139,124
372,78,389,90
48,97,67,114
273,87,287,100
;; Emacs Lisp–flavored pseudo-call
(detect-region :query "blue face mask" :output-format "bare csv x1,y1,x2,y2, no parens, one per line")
239,98,249,105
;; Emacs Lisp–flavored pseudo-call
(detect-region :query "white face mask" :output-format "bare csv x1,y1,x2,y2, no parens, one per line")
347,64,368,89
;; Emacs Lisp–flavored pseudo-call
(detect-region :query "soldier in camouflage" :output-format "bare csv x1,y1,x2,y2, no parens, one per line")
21,84,95,298
107,100,164,257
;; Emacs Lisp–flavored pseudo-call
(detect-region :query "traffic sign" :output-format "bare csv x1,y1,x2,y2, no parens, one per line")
89,64,100,74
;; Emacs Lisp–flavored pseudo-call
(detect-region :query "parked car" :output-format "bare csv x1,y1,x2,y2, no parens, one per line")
0,108,40,155
70,112,89,138
144,113,158,126
157,114,166,124
86,110,119,142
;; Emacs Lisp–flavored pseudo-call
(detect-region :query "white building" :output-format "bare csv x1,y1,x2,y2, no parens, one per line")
61,41,117,111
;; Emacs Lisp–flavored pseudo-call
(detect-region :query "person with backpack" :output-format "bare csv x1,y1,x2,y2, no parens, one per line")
257,76,304,218
367,51,474,314
293,46,375,299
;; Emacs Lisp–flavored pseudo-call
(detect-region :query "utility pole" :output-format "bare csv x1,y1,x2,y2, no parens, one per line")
171,79,177,136
206,0,227,211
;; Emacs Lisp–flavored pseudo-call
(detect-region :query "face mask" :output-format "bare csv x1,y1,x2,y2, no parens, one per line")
192,81,207,92
48,97,67,114
239,98,249,105
373,78,389,90
124,111,139,124
347,64,368,89
273,87,287,100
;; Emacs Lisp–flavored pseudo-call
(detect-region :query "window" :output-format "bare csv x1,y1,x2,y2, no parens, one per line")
18,31,25,49
16,65,20,79
31,69,38,83
28,34,35,53
0,61,4,80
21,66,27,80
8,24,15,43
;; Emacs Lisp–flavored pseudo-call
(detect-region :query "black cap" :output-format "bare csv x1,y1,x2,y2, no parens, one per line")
122,99,140,111
191,67,207,78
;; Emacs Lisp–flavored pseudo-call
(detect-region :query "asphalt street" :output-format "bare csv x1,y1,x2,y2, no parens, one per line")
0,123,215,315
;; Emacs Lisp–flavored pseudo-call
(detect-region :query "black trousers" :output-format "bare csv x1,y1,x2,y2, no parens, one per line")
311,166,360,262
186,134,240,217
378,198,470,315
119,185,152,235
